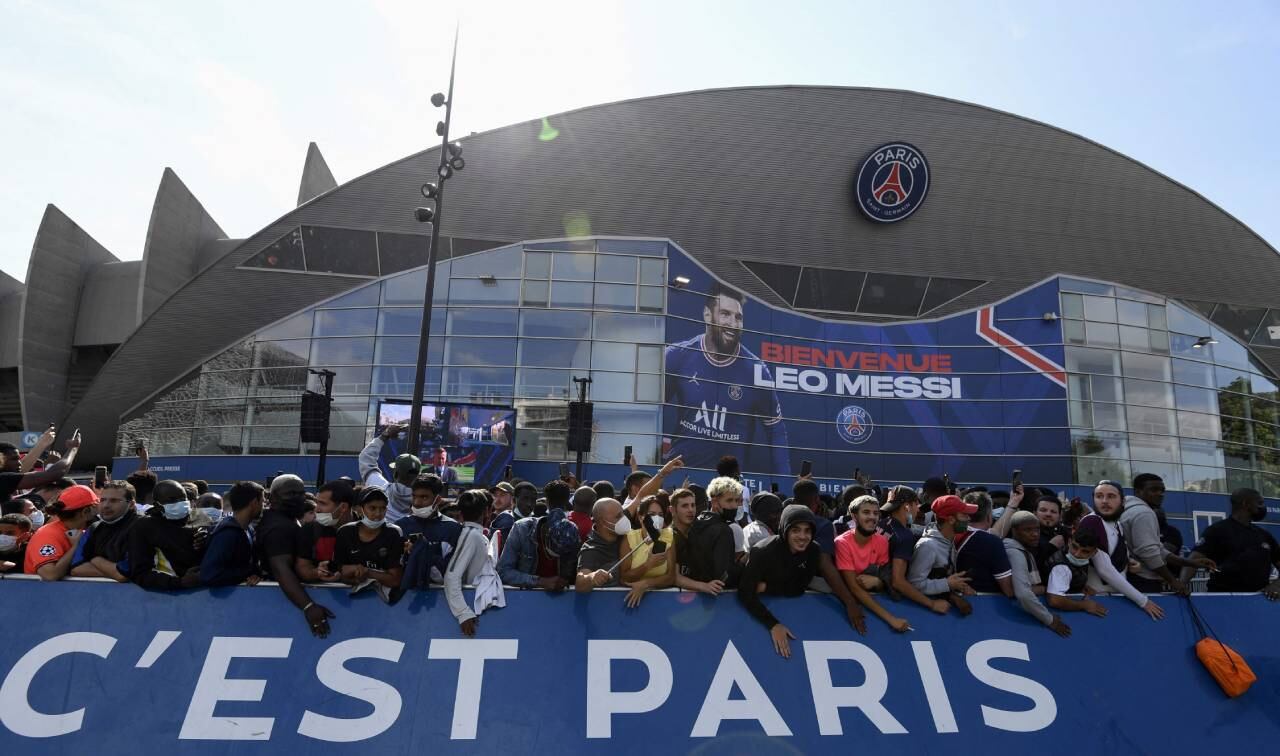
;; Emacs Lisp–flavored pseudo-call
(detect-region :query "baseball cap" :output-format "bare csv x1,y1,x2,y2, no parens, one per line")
269,474,306,499
359,487,389,505
490,481,514,494
392,453,421,474
58,485,100,511
880,484,920,513
542,509,581,557
931,494,977,520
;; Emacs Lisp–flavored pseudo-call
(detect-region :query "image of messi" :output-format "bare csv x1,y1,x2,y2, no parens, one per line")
664,282,790,474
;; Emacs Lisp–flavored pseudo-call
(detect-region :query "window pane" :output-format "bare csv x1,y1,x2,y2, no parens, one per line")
1092,402,1127,431
445,338,517,366
450,245,521,277
1166,302,1206,335
449,279,518,306
251,367,309,397
258,312,313,341
1182,465,1226,493
594,283,636,311
1083,295,1116,322
324,285,381,308
1124,378,1173,408
594,313,663,342
328,365,372,395
314,309,377,337
522,279,549,307
1216,365,1251,393
1073,429,1128,458
636,374,661,402
1068,374,1090,401
1178,410,1221,440
1065,347,1120,375
443,366,514,400
591,371,635,402
1060,292,1084,320
1069,400,1091,428
1173,358,1214,387
637,345,662,373
1149,329,1170,354
596,255,637,283
519,340,589,369
1127,405,1175,435
1181,438,1225,468
1061,278,1113,296
795,267,864,312
639,257,666,286
592,342,635,371
1148,304,1167,331
638,285,665,313
310,337,374,366
1130,433,1178,463
201,370,253,400
1091,375,1123,404
191,425,243,455
1119,325,1149,351
1210,303,1267,343
377,232,430,275
374,366,439,397
521,309,592,340
1116,299,1148,327
1174,384,1217,414
1085,321,1119,347
381,268,448,306
302,226,378,276
858,272,928,316
448,309,518,336
375,336,436,366
516,368,572,399
244,229,306,271
1063,319,1086,345
1076,456,1130,485
550,281,593,308
378,309,427,336
920,277,984,313
1121,352,1171,382
1130,461,1183,491
553,252,595,281
254,340,310,368
524,251,551,279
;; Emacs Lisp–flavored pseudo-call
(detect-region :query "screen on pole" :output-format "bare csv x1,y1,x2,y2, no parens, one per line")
375,399,515,487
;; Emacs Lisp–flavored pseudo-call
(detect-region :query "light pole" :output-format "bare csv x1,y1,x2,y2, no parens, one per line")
407,25,465,456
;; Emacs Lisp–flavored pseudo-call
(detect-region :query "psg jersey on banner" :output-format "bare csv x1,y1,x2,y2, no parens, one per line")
664,334,790,473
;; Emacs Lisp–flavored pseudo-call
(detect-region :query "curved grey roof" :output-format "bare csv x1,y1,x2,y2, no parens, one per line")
58,85,1280,464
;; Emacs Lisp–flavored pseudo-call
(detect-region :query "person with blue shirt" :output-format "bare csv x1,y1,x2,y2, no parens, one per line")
663,282,789,475
200,481,264,587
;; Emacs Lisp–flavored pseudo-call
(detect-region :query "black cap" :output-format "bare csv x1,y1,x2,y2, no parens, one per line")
880,484,920,513
359,486,390,505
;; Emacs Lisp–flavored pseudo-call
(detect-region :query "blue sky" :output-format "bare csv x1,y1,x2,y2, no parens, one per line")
1,0,1277,282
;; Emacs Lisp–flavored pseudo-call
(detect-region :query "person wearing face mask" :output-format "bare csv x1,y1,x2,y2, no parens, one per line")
200,481,265,587
124,479,204,590
743,491,783,548
25,486,100,580
73,481,139,581
675,476,743,590
907,495,977,615
256,474,336,638
1185,487,1280,599
617,495,677,606
358,423,421,521
575,498,627,592
396,474,461,590
296,479,357,582
739,505,869,658
881,486,950,615
194,492,224,525
0,513,33,573
333,488,405,603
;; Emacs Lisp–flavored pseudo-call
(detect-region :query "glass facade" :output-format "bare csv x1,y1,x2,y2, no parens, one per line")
1061,278,1280,497
118,241,668,466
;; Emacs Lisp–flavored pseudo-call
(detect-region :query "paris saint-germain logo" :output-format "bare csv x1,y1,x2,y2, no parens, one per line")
835,405,874,445
854,142,929,223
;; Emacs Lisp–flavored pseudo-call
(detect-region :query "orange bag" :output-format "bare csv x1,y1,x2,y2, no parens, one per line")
1188,598,1257,698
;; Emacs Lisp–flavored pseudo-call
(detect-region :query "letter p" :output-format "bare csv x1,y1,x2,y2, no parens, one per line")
585,640,672,738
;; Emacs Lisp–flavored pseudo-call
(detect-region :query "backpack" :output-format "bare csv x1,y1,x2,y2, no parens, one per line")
681,513,728,582
1187,597,1256,698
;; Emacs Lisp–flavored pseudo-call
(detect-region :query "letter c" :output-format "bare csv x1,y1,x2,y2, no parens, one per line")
0,632,117,738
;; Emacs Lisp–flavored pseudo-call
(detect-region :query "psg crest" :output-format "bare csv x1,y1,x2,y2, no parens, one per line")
854,142,929,223
835,405,874,445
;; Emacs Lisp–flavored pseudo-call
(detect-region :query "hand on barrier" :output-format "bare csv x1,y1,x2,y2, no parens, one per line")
770,624,796,658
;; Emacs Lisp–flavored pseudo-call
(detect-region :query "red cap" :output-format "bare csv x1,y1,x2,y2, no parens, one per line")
57,485,100,511
931,494,977,520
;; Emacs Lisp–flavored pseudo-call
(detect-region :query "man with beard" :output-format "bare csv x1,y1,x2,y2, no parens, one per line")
662,282,789,475
73,480,139,581
1187,487,1280,598
1080,481,1165,620
257,474,336,638
358,422,422,521
833,495,890,590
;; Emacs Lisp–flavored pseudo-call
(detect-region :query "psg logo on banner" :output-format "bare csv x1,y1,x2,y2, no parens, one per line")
835,405,874,445
854,142,930,223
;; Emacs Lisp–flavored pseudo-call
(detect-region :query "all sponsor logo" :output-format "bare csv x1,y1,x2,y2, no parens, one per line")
835,405,874,445
854,142,930,223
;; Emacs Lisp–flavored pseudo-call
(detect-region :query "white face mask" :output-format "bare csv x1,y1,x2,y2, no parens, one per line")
1065,551,1091,567
0,534,16,552
361,515,385,529
314,511,336,527
411,505,435,519
649,515,664,531
162,501,190,520
29,510,45,527
613,517,632,536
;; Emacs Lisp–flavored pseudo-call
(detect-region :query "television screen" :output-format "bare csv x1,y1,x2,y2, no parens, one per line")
374,399,515,488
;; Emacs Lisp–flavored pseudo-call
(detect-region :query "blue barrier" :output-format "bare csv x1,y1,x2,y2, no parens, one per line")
1,578,1277,754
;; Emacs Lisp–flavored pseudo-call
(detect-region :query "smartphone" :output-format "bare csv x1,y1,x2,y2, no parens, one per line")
504,465,512,481
559,462,571,478
770,482,779,494
943,472,954,494
623,445,633,465
134,438,146,455
800,459,813,477
93,466,107,488
1011,469,1023,489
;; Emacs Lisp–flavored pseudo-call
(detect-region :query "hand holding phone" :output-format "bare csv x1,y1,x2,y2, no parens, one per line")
93,466,108,489
800,460,813,478
623,445,633,466
559,462,571,479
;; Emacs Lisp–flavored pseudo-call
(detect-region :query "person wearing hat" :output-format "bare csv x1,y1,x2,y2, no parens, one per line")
491,481,536,551
496,507,581,590
738,504,870,658
1004,510,1071,636
357,422,422,521
256,473,337,638
880,485,951,615
333,487,405,604
742,491,783,549
907,494,977,614
125,479,205,591
25,484,99,580
953,491,1015,598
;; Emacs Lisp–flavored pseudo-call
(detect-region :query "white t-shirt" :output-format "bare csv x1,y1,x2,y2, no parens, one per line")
730,522,745,553
1046,564,1074,596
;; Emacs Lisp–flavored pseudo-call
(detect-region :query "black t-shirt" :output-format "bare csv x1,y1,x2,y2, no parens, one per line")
296,521,339,564
1196,517,1279,592
0,472,24,505
333,522,404,571
880,517,918,563
255,509,301,579
82,509,139,563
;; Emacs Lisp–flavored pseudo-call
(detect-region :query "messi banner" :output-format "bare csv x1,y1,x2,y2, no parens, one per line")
662,247,1072,485
1,579,1277,755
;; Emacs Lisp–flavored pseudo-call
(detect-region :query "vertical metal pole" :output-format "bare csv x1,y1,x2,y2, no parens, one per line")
408,25,460,456
315,370,335,490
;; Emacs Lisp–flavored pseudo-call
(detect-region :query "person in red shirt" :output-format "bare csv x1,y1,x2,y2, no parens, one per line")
567,485,596,542
25,484,99,580
833,495,890,590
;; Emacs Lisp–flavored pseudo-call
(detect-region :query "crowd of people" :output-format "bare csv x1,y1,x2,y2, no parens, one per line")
1,425,1278,656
